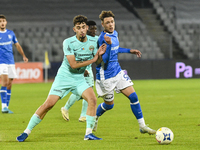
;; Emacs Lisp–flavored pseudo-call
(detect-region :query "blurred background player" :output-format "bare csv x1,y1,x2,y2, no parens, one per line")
94,10,156,135
0,14,28,114
16,15,106,142
61,20,98,122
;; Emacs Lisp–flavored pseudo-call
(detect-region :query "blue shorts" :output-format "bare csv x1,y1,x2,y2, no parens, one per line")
48,74,90,99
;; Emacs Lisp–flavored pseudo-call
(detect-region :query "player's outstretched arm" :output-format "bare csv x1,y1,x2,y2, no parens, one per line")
14,43,28,63
130,49,142,58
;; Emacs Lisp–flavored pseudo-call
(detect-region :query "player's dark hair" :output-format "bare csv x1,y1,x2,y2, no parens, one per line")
87,20,96,26
99,10,115,22
73,15,88,26
0,14,6,19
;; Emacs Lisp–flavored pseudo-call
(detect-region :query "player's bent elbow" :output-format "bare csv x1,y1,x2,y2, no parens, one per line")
70,65,76,69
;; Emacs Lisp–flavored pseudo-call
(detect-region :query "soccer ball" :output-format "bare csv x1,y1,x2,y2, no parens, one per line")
156,127,174,144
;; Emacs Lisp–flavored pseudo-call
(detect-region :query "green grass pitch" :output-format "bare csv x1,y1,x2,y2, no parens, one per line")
0,78,200,150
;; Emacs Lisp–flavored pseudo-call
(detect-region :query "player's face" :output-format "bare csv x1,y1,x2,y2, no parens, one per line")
0,18,7,31
102,17,115,33
73,22,88,41
87,25,97,37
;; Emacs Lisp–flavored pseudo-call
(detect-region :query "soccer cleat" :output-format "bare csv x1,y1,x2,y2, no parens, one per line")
61,107,69,121
140,125,156,135
16,133,28,142
2,107,9,113
93,118,98,132
79,116,86,122
84,133,102,140
8,108,14,114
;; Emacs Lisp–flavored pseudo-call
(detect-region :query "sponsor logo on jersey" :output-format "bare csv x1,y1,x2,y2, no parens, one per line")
81,48,85,50
111,46,119,50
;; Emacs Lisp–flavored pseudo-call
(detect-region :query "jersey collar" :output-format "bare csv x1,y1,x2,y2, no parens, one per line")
0,29,7,33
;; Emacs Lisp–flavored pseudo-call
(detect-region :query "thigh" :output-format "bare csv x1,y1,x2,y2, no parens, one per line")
8,64,18,79
81,87,96,103
48,75,71,99
95,77,117,97
73,78,90,98
36,95,60,119
85,76,94,87
0,64,8,76
115,70,133,93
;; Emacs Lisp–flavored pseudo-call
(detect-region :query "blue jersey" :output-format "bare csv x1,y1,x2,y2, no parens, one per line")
96,30,123,80
0,29,18,64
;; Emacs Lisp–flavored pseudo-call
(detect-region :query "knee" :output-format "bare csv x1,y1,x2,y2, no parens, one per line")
7,82,12,89
1,81,8,87
42,102,54,111
87,97,97,107
42,98,56,111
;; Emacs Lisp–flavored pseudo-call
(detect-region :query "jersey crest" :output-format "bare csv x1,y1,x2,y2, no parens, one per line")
89,45,94,51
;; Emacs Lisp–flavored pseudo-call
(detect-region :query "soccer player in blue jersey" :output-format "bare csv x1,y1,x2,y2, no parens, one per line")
61,20,98,122
0,14,28,114
16,15,106,142
94,10,156,135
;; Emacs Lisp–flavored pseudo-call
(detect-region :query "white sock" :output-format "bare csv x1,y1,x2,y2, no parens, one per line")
24,129,31,135
85,128,92,135
138,118,145,128
2,103,7,109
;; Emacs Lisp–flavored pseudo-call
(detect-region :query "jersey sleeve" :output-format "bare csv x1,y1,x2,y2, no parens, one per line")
12,32,18,44
118,47,131,53
63,39,74,56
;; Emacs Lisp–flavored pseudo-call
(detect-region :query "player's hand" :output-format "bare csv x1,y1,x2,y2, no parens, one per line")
97,43,107,56
130,49,142,58
23,56,29,63
104,34,112,44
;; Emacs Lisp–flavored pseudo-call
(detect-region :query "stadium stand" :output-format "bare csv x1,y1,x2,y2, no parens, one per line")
150,0,200,59
1,0,164,62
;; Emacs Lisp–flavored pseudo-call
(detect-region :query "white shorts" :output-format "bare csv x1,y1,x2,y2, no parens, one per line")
96,70,133,102
0,64,18,78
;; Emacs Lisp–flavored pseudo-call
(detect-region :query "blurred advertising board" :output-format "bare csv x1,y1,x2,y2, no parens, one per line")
13,62,43,83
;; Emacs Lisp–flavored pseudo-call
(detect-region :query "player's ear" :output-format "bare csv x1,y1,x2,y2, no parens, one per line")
101,21,104,28
73,27,76,32
4,20,7,26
